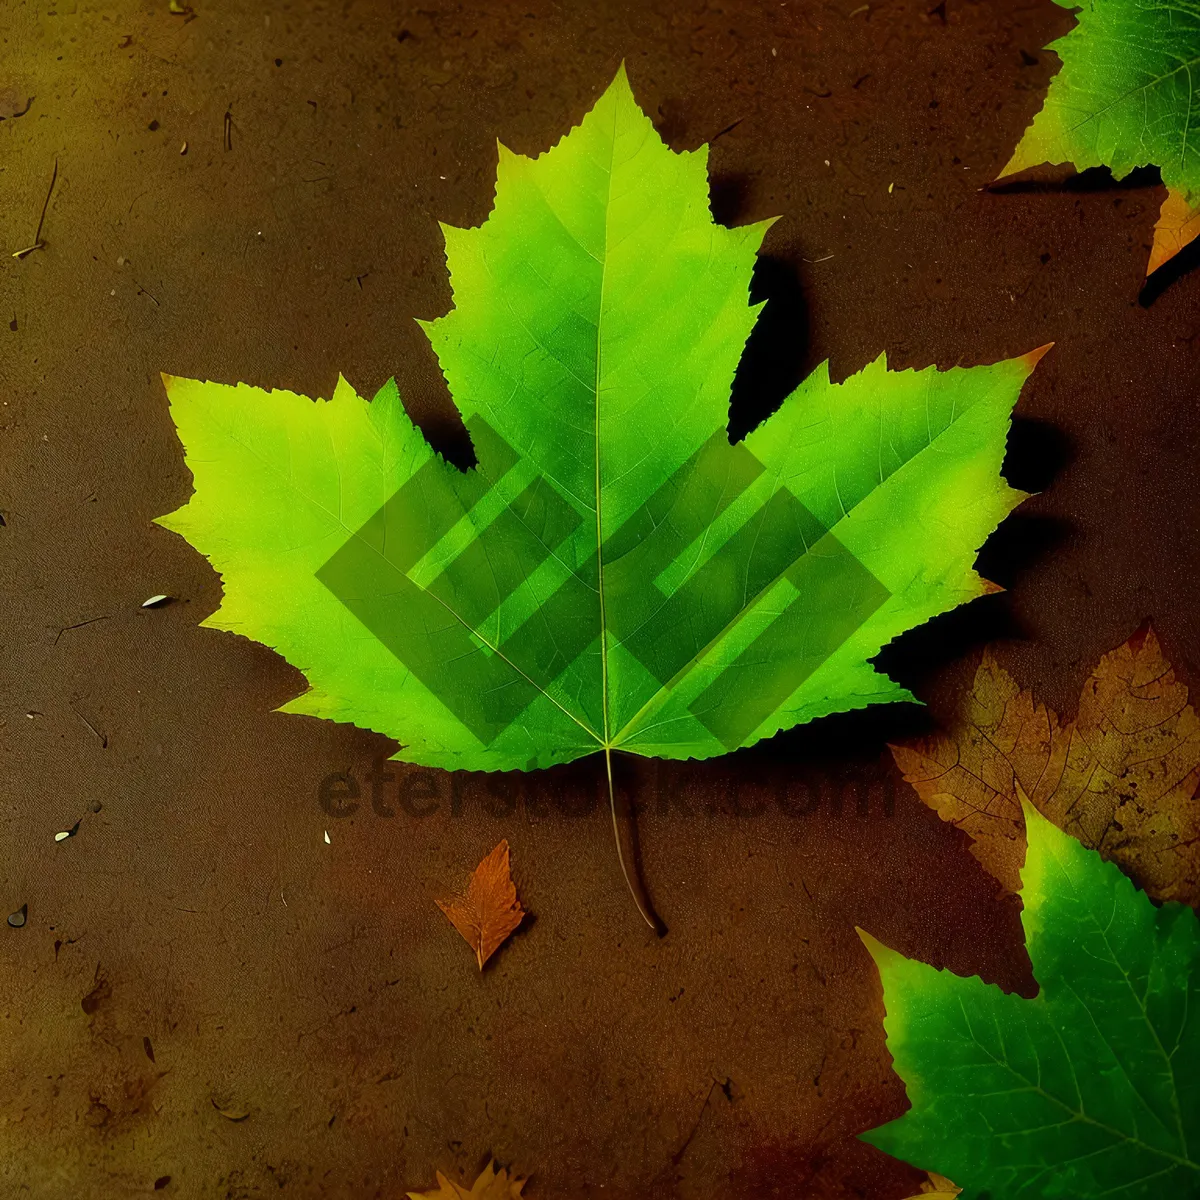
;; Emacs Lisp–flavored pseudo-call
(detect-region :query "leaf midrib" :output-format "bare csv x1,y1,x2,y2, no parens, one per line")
594,94,618,751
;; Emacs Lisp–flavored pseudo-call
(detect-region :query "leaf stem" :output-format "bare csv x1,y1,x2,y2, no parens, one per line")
605,744,663,934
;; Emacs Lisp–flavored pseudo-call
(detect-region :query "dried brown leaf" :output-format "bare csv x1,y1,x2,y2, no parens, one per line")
407,1159,526,1200
436,840,526,970
902,1171,961,1198
892,626,1200,904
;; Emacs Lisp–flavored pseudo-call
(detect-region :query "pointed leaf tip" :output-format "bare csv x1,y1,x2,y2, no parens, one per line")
598,59,637,108
856,926,902,971
1016,787,1039,827
1018,342,1053,371
995,145,1041,183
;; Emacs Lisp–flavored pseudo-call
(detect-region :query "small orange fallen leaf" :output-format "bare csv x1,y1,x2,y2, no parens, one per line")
407,1159,526,1200
436,840,526,970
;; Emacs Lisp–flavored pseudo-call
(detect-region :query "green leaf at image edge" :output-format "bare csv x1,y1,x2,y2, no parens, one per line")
859,804,1200,1200
1001,0,1200,204
998,0,1200,275
158,66,1046,774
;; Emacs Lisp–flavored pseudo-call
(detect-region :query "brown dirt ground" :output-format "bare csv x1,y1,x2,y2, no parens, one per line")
1,1,1198,1197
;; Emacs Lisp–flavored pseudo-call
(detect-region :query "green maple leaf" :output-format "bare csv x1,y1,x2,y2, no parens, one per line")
860,804,1200,1199
999,0,1200,275
160,67,1043,915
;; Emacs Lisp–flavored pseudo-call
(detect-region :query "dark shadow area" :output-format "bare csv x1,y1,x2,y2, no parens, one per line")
415,408,478,472
976,512,1073,590
708,170,754,226
728,254,810,442
1003,414,1073,494
734,693,936,771
1140,233,1200,306
864,508,1071,705
981,413,1075,591
396,328,481,471
987,163,1162,195
878,590,1024,692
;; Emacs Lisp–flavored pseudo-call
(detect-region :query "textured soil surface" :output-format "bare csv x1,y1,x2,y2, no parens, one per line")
2,1,1199,1197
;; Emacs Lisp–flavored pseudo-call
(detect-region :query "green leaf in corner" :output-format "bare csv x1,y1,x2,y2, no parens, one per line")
859,804,1200,1199
998,0,1200,276
159,66,1044,821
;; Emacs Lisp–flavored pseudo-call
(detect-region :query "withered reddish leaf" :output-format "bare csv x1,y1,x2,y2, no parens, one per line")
891,626,1200,904
407,1160,526,1200
436,840,526,970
